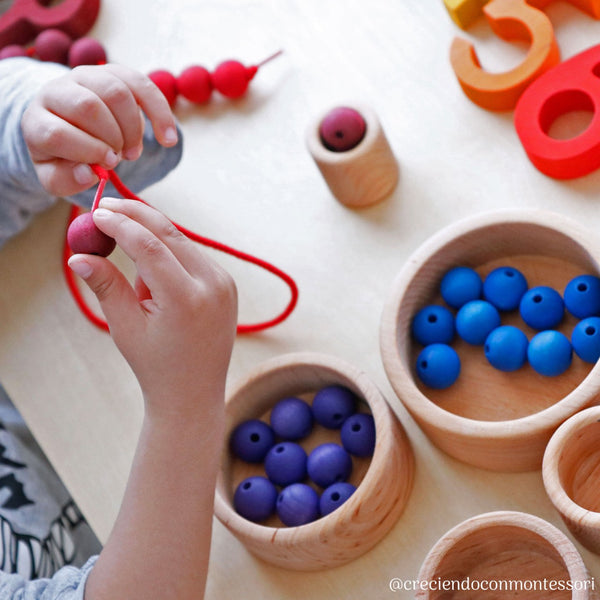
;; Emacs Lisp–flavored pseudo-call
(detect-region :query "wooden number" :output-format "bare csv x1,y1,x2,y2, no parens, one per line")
443,0,491,29
450,0,559,111
514,44,600,179
0,0,100,49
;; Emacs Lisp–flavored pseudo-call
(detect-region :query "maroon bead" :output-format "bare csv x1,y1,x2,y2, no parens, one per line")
319,107,367,152
0,45,28,59
68,37,107,67
67,212,116,257
34,29,72,64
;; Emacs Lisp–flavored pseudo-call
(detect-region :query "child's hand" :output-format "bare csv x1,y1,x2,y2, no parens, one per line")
21,64,178,198
67,198,238,419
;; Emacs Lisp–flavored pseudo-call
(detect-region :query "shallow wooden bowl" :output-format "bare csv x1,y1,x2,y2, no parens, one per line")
417,511,597,599
214,352,414,571
543,405,600,555
380,209,600,471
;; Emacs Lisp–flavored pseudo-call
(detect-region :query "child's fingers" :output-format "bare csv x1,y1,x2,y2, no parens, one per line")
33,160,98,197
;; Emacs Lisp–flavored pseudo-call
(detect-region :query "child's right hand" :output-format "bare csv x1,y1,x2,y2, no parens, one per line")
21,64,178,198
67,198,238,419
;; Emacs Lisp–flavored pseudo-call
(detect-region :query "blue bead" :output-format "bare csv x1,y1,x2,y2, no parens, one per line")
230,419,275,463
519,286,564,330
483,266,528,311
312,385,357,429
456,300,501,345
269,396,313,440
277,483,320,526
319,482,356,517
233,476,278,523
527,330,572,376
484,325,528,372
440,266,482,309
264,442,307,486
564,275,600,319
340,413,376,457
307,443,353,488
411,304,455,346
416,344,461,389
571,317,600,363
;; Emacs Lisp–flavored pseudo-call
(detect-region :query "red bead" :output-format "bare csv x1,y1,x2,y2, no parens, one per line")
211,60,257,99
34,29,72,64
148,69,178,107
0,45,28,59
177,65,213,103
68,212,116,257
319,107,366,152
68,37,107,67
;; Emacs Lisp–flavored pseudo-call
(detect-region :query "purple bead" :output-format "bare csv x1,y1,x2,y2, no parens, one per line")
68,37,107,68
312,385,357,429
319,107,366,152
277,483,320,526
233,476,277,523
307,443,352,488
34,29,72,64
269,396,313,440
264,442,307,486
230,419,275,463
319,482,356,516
340,413,376,457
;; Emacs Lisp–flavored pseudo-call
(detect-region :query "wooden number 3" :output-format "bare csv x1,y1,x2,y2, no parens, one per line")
0,0,100,49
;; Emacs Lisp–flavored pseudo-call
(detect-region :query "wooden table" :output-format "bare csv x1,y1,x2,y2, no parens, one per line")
1,0,599,597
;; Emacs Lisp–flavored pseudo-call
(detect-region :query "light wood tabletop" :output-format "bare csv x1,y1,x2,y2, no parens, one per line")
1,0,600,597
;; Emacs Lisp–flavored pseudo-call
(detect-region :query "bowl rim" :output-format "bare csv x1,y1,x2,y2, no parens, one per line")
380,208,600,440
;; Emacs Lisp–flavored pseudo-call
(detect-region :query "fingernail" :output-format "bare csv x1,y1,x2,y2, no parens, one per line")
93,208,113,220
104,150,120,168
164,127,178,145
123,144,143,161
73,164,95,186
68,256,93,279
98,197,120,209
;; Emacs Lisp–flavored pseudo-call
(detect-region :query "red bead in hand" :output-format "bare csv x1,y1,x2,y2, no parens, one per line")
177,65,212,103
148,69,178,107
68,37,106,67
34,29,72,64
67,212,116,257
0,45,27,59
211,60,258,99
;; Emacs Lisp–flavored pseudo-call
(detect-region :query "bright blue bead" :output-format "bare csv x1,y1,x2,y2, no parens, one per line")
571,317,600,363
440,266,482,309
233,476,278,523
416,344,460,389
527,330,572,376
564,275,600,319
312,385,357,429
264,442,307,486
455,300,501,345
519,286,564,330
270,396,313,440
340,413,376,457
276,483,320,526
307,443,352,488
230,419,275,463
484,325,528,372
411,304,455,346
483,266,528,311
319,482,356,517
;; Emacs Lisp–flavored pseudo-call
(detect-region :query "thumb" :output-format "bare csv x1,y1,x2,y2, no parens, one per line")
68,254,143,334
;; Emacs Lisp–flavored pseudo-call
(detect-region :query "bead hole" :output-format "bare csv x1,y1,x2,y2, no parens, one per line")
243,482,251,490
250,433,260,442
276,446,285,453
427,314,438,323
586,326,596,336
504,270,514,277
331,492,341,502
533,294,542,303
335,130,344,139
484,344,490,353
352,423,361,432
578,283,588,292
333,413,342,422
421,360,428,369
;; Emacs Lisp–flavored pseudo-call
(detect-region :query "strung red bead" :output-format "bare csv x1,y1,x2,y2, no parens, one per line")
67,212,116,257
68,37,107,67
211,60,257,99
34,29,72,64
0,45,28,59
177,65,213,103
148,69,178,107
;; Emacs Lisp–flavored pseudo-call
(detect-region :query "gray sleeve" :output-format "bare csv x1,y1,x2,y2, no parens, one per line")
0,57,183,250
0,556,97,599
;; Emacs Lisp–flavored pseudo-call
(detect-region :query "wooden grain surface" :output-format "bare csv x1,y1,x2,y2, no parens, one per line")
1,0,600,597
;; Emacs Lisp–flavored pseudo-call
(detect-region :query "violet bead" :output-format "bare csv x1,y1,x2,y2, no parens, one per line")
312,385,357,429
269,396,313,440
319,482,356,517
340,413,376,457
307,443,352,488
230,419,275,463
233,476,277,523
264,442,307,486
276,483,320,527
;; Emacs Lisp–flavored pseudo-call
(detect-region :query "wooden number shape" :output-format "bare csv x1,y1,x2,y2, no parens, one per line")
514,44,600,179
443,0,490,29
450,0,559,111
0,0,101,49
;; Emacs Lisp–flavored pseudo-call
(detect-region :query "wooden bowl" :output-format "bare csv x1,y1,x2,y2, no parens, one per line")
214,352,414,570
543,406,600,555
380,209,600,471
416,511,597,599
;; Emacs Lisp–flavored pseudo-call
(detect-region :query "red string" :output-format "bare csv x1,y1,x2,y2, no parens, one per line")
63,166,299,334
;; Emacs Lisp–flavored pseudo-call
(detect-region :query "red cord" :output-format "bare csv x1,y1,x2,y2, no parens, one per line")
63,166,299,334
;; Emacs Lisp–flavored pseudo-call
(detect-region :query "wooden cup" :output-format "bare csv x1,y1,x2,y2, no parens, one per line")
380,209,600,471
417,511,598,599
305,104,399,208
214,352,414,570
543,406,600,555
